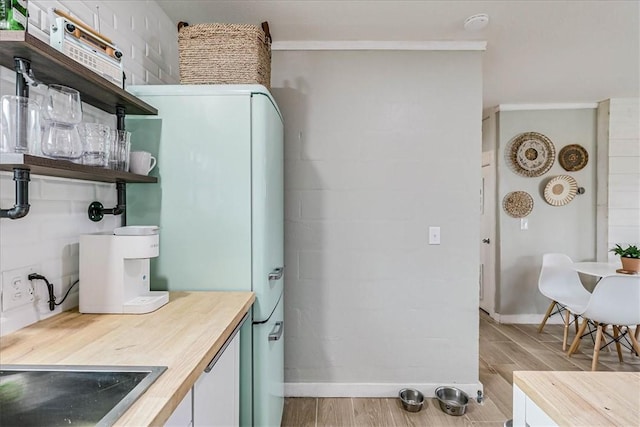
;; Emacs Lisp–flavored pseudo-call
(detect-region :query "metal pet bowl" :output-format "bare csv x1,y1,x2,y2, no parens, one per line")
399,388,424,412
435,386,469,416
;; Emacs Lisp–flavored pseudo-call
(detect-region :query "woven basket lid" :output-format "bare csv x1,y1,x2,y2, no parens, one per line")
544,175,578,206
505,132,556,177
558,144,588,172
502,191,534,218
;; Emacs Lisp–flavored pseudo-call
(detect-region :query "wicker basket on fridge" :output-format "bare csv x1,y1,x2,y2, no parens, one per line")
178,22,271,88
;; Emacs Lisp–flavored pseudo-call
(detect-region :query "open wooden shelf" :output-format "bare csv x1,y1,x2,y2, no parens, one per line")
0,153,157,183
0,31,157,116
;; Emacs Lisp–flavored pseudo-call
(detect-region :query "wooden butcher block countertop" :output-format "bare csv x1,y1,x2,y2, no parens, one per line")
514,371,640,426
0,291,255,426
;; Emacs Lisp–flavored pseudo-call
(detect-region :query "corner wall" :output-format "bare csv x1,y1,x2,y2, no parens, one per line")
271,50,483,397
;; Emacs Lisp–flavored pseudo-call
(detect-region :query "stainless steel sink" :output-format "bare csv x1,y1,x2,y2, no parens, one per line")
0,364,166,427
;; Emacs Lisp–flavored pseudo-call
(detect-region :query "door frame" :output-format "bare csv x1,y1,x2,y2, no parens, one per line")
480,150,497,319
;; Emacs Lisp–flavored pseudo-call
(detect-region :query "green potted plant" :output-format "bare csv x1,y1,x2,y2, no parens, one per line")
610,244,640,273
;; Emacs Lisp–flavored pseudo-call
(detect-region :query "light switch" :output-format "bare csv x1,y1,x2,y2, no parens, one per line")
429,226,441,245
520,218,528,230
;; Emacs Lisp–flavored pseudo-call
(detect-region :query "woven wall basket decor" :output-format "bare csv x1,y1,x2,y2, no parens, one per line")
544,175,578,206
502,191,534,218
505,132,556,177
558,144,588,172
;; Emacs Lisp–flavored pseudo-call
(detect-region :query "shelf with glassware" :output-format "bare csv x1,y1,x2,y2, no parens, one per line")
0,30,158,220
0,153,157,183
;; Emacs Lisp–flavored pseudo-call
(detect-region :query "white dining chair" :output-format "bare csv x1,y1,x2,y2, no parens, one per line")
537,253,592,350
566,275,640,371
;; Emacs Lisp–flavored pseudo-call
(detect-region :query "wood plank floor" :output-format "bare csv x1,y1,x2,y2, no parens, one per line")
282,311,640,426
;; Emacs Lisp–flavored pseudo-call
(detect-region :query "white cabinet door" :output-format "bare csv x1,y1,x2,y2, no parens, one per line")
525,397,558,427
193,332,240,427
512,384,526,427
165,388,193,427
513,384,558,427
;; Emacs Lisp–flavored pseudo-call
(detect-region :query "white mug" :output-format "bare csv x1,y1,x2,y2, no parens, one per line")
129,151,157,175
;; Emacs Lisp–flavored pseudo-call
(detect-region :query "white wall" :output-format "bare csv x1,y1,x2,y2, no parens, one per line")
0,0,178,334
596,99,640,262
271,50,483,397
494,108,597,318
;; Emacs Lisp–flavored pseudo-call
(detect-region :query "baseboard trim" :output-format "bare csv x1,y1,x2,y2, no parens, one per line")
284,382,483,398
493,313,565,325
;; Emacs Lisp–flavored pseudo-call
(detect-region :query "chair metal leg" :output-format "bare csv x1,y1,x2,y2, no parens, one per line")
591,324,604,371
568,318,588,356
538,300,557,333
612,326,623,363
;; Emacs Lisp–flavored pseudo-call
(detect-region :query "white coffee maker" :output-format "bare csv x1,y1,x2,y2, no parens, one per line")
79,226,168,314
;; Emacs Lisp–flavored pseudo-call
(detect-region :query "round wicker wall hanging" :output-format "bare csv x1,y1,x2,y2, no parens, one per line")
506,132,556,177
544,175,578,206
502,191,534,218
558,144,588,172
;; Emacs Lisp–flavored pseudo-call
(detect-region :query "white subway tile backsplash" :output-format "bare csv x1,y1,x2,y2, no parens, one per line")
27,0,179,88
1,0,178,333
0,241,56,270
27,1,41,27
40,178,96,201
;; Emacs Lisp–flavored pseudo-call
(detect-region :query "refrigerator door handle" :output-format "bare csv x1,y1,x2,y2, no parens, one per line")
268,266,284,281
268,321,284,341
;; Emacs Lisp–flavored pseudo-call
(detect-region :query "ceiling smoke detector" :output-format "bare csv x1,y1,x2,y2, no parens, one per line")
464,13,489,31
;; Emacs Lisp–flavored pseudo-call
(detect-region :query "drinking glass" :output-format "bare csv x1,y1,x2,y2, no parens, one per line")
43,84,83,124
0,95,42,154
110,129,131,171
41,122,83,160
79,123,111,167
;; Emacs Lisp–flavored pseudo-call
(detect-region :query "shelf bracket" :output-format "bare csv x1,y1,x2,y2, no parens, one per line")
116,106,126,131
14,57,43,95
88,181,127,223
0,168,31,219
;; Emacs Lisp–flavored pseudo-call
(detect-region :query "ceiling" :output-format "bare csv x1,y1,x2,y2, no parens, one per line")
157,0,640,109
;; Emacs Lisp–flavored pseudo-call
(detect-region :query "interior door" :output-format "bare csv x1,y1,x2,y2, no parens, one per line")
480,151,496,316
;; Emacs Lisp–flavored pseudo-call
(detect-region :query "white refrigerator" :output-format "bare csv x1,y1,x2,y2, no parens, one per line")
126,85,284,427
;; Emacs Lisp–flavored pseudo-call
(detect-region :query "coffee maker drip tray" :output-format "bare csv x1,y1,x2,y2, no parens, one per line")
123,291,169,314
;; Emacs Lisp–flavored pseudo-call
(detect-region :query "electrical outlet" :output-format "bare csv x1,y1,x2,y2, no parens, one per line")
1,265,38,311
